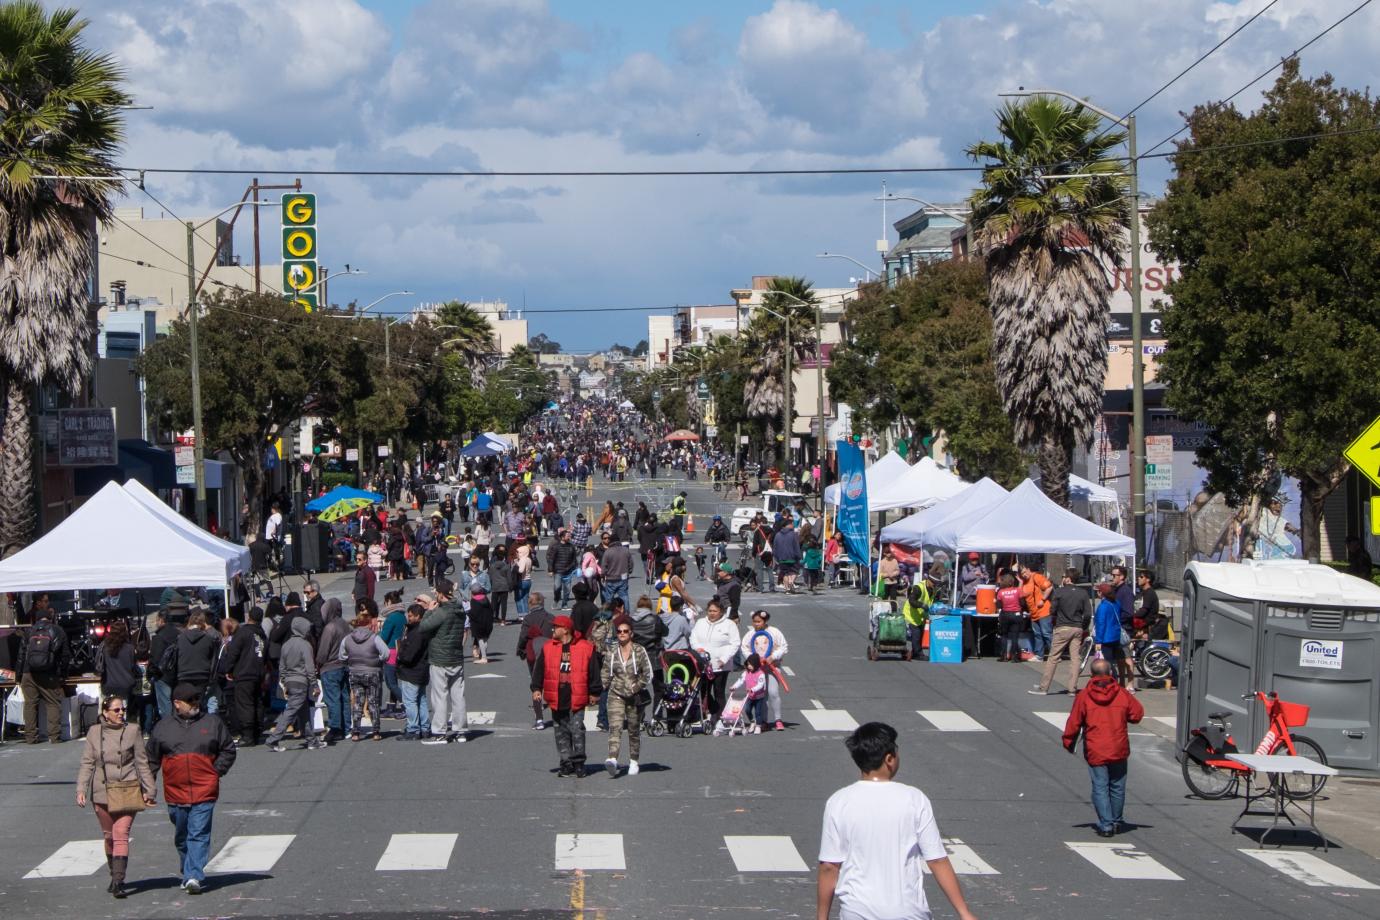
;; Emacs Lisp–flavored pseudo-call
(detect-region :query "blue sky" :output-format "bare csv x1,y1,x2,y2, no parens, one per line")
85,0,1379,350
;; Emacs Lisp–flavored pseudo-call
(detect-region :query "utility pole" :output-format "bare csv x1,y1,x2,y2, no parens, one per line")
782,311,791,470
252,177,261,293
185,221,207,528
816,301,825,514
1127,113,1147,562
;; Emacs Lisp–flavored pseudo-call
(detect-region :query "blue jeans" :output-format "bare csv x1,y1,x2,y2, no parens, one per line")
382,663,401,705
168,801,216,883
1032,617,1053,659
1088,760,1128,832
515,578,532,615
399,679,430,736
601,578,630,610
555,571,576,608
320,668,351,734
155,680,173,720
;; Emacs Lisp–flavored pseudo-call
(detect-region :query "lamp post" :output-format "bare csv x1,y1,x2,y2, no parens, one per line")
816,252,875,280
1000,87,1146,560
874,195,973,264
355,290,414,318
183,200,275,527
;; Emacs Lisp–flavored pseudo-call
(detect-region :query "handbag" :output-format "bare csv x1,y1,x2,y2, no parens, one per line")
101,727,146,815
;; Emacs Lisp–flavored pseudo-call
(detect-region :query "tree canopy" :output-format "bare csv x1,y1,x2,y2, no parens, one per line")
1147,60,1380,560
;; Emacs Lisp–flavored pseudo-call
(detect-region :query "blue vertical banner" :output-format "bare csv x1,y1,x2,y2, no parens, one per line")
835,439,870,564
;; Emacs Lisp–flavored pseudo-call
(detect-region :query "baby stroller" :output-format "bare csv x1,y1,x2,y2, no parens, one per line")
714,685,757,736
650,649,710,738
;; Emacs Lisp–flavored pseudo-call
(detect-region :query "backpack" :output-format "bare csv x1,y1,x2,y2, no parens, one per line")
24,624,61,673
663,534,681,555
157,642,179,683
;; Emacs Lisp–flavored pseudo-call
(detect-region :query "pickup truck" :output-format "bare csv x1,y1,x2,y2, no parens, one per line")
729,489,808,539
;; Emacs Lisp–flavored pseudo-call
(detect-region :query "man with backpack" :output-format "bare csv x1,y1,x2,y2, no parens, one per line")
19,608,69,743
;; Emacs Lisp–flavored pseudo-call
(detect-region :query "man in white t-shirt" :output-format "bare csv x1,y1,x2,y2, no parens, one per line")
265,503,284,543
817,722,978,920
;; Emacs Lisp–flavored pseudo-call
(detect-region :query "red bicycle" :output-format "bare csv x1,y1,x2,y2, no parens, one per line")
1181,690,1328,801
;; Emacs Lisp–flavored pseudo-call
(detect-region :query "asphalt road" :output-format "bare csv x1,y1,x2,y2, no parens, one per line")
2,473,1378,919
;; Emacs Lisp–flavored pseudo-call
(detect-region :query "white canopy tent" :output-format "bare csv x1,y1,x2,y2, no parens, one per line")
0,480,249,592
1036,473,1119,505
955,479,1135,556
867,457,969,512
122,480,251,575
824,450,912,506
878,477,1009,548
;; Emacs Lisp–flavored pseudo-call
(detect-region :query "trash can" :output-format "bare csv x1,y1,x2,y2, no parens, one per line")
1177,560,1380,773
928,615,964,665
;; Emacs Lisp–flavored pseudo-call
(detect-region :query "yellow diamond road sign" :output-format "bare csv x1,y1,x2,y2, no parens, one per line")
1343,414,1380,490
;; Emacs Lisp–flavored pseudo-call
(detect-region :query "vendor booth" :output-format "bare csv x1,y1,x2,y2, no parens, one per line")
824,450,911,506
878,477,1009,548
867,457,969,512
460,432,512,457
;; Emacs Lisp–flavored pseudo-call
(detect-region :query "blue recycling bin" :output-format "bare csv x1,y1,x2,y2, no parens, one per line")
929,615,964,664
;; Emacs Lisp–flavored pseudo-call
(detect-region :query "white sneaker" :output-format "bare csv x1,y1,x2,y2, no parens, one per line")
627,760,639,775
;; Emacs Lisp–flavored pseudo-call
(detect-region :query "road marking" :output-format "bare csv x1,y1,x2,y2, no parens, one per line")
1152,716,1177,729
24,841,106,879
469,673,506,679
800,708,859,732
206,835,296,874
917,710,989,732
782,666,795,676
809,699,824,709
922,839,1000,876
468,711,496,725
376,833,458,871
555,833,626,871
1033,711,1070,731
1066,842,1182,880
1240,850,1380,889
724,835,808,872
585,709,601,730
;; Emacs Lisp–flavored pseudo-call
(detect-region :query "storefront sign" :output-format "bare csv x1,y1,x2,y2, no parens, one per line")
1299,639,1343,670
1105,312,1165,340
1145,435,1173,490
57,408,116,466
281,192,318,312
345,448,359,462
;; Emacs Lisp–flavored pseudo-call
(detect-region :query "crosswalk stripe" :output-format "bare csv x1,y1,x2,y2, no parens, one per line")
468,711,496,725
555,833,625,871
1033,711,1070,731
1240,850,1380,889
1152,716,1177,730
917,710,989,732
1066,842,1182,880
206,835,296,874
782,666,796,677
376,833,458,871
23,841,106,879
724,835,808,872
800,708,859,732
922,838,1001,875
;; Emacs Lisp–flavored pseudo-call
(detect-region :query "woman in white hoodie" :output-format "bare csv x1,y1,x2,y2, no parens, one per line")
689,598,740,720
739,610,789,730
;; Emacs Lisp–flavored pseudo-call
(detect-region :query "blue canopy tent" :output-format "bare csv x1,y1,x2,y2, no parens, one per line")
460,433,510,457
305,485,386,512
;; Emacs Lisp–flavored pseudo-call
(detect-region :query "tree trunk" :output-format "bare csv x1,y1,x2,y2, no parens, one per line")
1036,429,1073,509
240,446,266,542
1298,465,1347,564
0,376,36,561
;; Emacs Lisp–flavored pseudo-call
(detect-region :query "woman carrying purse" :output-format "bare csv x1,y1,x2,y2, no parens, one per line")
76,694,157,898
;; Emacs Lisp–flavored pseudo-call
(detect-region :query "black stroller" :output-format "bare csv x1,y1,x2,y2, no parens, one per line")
649,649,711,738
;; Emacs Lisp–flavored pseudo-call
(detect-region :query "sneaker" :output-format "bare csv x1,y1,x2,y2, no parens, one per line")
453,733,467,743
1096,827,1116,838
605,758,618,778
774,721,785,731
627,760,639,776
419,736,449,745
1028,688,1050,695
556,764,574,778
752,725,762,734
267,741,286,753
184,878,203,895
533,719,546,730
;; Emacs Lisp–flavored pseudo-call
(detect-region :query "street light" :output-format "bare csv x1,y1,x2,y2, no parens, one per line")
874,195,973,266
183,200,275,528
354,290,413,318
1000,86,1146,560
816,252,875,281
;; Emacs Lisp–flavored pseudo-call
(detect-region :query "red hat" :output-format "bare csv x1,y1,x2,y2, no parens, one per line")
552,615,575,632
967,552,980,562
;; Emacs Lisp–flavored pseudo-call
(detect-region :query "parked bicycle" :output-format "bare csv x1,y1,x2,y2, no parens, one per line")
1181,690,1328,801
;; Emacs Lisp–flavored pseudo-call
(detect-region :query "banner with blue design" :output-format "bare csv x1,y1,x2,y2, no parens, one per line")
835,439,870,565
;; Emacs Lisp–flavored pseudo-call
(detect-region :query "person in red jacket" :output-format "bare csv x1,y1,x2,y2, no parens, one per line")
530,616,602,778
1062,659,1144,837
146,682,236,894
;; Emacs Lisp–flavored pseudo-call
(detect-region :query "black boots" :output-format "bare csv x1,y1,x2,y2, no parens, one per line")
111,855,128,898
106,853,114,893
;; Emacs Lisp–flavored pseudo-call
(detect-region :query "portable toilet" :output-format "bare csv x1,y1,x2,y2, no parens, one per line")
1177,560,1380,773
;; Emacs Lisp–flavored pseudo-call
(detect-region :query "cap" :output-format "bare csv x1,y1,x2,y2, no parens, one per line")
967,553,980,562
552,615,575,631
172,683,202,703
718,562,734,574
712,514,722,521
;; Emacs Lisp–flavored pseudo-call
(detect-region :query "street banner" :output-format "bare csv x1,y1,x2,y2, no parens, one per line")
835,439,869,565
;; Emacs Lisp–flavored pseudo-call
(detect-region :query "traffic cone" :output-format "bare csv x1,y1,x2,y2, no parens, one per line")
685,513,695,533
921,623,930,652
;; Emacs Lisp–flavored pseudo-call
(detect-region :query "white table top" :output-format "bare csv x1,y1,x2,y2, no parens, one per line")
1226,753,1338,776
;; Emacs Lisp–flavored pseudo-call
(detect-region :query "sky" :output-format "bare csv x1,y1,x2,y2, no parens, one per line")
82,0,1380,350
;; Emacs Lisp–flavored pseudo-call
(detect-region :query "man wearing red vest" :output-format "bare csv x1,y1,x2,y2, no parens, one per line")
531,616,602,778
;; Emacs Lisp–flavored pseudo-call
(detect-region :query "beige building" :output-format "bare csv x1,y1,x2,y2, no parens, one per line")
413,299,529,360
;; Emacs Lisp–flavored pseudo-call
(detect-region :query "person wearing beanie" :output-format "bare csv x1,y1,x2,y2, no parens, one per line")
530,615,602,778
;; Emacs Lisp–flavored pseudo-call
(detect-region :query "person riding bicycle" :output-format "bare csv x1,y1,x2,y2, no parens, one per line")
703,515,730,545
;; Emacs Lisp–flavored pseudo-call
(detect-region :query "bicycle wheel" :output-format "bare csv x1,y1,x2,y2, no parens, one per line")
1271,735,1329,799
1138,646,1174,682
1182,752,1238,799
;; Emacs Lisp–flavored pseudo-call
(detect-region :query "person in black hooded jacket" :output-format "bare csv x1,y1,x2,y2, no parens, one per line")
174,612,220,705
223,606,267,745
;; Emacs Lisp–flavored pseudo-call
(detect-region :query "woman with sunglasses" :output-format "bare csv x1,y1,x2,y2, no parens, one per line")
601,615,652,778
76,694,157,898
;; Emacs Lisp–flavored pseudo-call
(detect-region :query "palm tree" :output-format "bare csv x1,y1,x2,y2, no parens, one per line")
431,300,495,385
0,3,126,561
966,96,1128,507
742,277,818,464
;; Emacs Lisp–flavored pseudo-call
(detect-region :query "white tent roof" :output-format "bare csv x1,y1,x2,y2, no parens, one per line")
1036,473,1119,505
123,480,251,575
824,450,911,506
0,481,249,592
879,477,1008,548
955,479,1135,556
868,457,969,512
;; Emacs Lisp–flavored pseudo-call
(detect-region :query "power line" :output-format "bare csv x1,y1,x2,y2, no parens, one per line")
123,164,986,179
1140,0,1376,158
